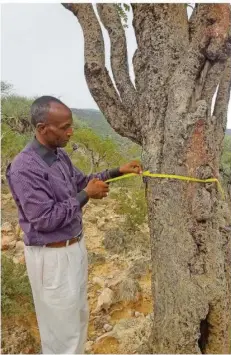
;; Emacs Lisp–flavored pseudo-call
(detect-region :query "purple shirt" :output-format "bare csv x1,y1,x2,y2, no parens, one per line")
6,138,122,246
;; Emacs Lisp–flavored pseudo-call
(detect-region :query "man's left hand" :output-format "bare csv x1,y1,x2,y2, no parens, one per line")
119,160,143,175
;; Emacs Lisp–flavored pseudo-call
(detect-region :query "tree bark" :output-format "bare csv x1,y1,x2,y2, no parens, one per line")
63,3,231,353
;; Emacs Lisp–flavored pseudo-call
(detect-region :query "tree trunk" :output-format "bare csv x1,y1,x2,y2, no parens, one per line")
63,3,231,353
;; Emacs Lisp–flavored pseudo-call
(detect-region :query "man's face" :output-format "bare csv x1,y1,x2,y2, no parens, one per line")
37,102,73,148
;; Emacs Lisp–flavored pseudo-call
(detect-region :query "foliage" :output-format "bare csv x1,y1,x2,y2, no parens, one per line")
71,108,136,154
113,187,148,231
115,3,130,27
1,95,34,133
1,255,34,316
221,135,231,188
65,126,126,174
1,81,13,96
221,136,231,174
1,123,31,177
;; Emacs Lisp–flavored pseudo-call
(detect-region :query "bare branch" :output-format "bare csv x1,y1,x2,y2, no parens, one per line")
96,4,137,111
201,61,226,116
62,3,141,145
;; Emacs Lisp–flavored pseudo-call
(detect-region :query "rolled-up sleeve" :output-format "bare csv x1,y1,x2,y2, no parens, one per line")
8,169,82,232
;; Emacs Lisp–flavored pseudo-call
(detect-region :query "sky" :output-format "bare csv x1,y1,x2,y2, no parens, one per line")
1,3,231,128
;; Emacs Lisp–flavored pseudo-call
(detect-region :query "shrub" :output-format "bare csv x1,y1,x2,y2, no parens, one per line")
1,255,34,316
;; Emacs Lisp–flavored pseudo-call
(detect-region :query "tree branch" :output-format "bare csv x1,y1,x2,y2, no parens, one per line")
96,4,137,112
62,3,142,145
162,4,230,170
214,56,231,138
201,61,226,116
167,4,230,117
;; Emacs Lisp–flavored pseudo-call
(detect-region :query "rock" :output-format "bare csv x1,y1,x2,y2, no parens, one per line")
13,255,25,264
93,315,111,330
92,276,105,288
135,311,143,318
96,317,153,354
97,219,106,231
129,309,135,317
85,341,94,353
1,222,13,233
1,234,15,251
15,224,22,238
8,240,17,249
94,287,115,313
15,241,24,254
1,193,13,200
104,324,113,332
88,216,98,223
146,312,154,321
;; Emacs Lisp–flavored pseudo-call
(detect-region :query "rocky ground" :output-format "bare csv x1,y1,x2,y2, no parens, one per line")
1,187,153,354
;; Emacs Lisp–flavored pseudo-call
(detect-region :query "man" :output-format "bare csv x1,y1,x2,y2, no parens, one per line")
6,96,142,354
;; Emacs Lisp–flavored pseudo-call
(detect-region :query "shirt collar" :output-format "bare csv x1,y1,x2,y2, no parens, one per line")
31,138,58,167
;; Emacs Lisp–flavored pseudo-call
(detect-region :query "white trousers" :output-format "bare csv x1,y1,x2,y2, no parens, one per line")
24,237,89,354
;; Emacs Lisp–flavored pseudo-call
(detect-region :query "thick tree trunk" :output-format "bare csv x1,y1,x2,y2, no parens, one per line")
145,126,231,353
63,3,231,353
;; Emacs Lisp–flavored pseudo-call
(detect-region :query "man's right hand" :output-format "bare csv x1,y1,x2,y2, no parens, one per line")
84,178,109,199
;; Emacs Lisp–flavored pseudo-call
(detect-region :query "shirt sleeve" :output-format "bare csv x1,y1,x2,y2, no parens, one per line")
8,168,83,233
60,150,123,192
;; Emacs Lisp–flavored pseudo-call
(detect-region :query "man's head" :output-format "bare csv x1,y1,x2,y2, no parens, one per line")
31,96,73,149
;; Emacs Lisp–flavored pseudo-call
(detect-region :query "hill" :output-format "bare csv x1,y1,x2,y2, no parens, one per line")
72,108,231,139
72,108,124,141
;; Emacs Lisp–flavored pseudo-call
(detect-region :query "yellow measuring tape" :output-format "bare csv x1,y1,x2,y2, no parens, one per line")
106,171,225,200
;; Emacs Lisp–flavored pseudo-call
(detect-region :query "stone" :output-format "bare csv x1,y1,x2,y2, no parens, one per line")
103,324,113,332
15,224,22,238
1,222,13,233
1,234,15,251
1,193,13,200
92,276,105,288
13,255,25,264
15,241,24,254
97,219,106,231
135,311,142,318
85,341,94,353
94,287,115,313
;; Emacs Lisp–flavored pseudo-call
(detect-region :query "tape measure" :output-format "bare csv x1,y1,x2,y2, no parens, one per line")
106,171,225,200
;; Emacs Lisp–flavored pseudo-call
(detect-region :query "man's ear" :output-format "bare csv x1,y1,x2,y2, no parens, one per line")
36,122,47,134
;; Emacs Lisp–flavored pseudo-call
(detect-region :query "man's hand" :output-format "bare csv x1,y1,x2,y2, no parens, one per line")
119,160,143,175
84,178,109,199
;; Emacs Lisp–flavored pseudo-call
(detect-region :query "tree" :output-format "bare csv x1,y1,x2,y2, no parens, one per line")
62,4,231,353
1,94,34,134
1,81,13,97
65,126,125,174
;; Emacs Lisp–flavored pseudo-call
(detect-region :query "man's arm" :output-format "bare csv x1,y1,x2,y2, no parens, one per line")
8,168,83,233
61,149,123,191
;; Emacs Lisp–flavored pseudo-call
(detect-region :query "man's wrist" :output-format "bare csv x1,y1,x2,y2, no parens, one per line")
108,167,124,179
77,190,89,208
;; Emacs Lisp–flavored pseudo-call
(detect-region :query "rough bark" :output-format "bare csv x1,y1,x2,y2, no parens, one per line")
63,3,231,353
62,3,141,145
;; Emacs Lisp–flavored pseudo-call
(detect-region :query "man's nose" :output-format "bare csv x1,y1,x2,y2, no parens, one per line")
67,127,73,136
